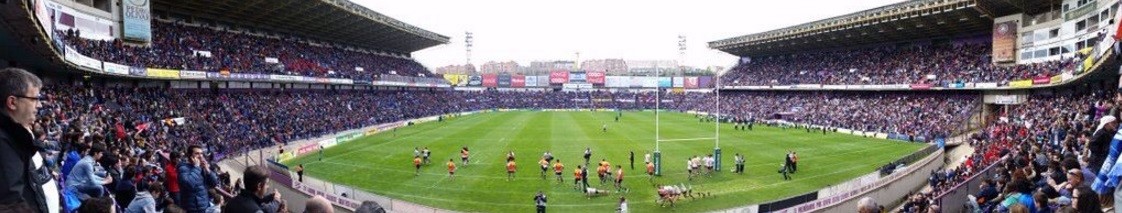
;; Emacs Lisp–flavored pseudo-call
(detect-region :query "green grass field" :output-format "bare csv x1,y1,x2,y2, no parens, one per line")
284,111,925,212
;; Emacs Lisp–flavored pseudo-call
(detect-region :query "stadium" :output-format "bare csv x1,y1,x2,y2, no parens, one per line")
0,0,1120,212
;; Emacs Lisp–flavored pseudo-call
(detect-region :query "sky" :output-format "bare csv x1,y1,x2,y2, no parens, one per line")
354,0,905,69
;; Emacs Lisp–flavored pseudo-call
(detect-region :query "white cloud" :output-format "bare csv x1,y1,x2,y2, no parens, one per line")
354,0,905,69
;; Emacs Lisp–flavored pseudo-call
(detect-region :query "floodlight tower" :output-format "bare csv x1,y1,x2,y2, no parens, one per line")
465,31,474,66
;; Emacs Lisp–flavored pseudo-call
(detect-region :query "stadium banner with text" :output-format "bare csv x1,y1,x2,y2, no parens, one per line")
672,77,684,87
604,76,623,87
269,75,300,82
146,68,181,79
328,78,353,85
684,77,699,88
992,21,1018,62
128,66,147,76
498,74,512,88
569,71,587,83
658,77,672,88
587,72,606,84
179,70,207,79
524,76,538,87
1082,55,1095,73
699,76,713,88
1032,76,1051,85
975,82,998,88
549,71,569,84
1050,75,1063,85
482,74,498,87
121,0,152,42
291,181,362,211
792,84,821,89
443,74,467,86
102,62,130,75
909,84,932,90
295,143,321,156
64,46,102,71
1010,80,1033,87
628,76,644,87
512,75,525,87
467,75,482,86
335,132,362,144
949,83,965,88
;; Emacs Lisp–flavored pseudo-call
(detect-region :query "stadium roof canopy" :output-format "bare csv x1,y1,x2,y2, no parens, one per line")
152,0,450,54
708,0,1060,57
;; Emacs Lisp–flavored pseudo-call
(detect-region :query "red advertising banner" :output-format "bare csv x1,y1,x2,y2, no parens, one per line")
684,77,699,88
549,71,569,84
483,74,498,87
512,75,526,87
1032,76,1051,85
587,72,606,84
909,84,932,90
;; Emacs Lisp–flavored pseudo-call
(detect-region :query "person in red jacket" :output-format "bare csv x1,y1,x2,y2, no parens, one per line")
165,151,182,204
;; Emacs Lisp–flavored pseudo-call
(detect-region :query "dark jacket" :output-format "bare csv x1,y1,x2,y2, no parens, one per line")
1090,128,1116,172
0,113,50,213
223,191,280,213
178,162,219,213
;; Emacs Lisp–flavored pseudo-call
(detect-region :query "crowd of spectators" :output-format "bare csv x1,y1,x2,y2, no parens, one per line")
59,20,432,81
898,89,1117,213
720,42,1079,86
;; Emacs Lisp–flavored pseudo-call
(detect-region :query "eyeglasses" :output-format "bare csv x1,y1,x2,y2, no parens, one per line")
12,94,42,101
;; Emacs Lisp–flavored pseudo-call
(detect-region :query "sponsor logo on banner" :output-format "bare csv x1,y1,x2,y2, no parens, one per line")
129,67,147,76
1010,80,1033,87
658,77,672,88
698,76,713,88
328,78,353,84
468,76,482,86
1050,75,1063,85
909,84,932,89
497,74,512,87
512,75,525,87
684,77,699,88
672,77,684,88
992,21,1017,62
296,143,320,155
1032,76,1051,85
482,74,498,87
270,75,300,82
975,82,998,88
949,83,965,88
179,70,207,79
587,72,606,84
64,46,102,70
524,76,538,87
146,68,180,79
569,71,587,83
121,0,151,42
549,71,569,84
102,62,130,75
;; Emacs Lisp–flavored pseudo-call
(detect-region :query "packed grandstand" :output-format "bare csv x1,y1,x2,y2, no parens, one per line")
1,0,1122,212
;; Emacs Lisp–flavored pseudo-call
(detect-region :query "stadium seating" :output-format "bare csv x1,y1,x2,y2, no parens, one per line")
719,42,1079,86
898,90,1113,213
58,20,433,81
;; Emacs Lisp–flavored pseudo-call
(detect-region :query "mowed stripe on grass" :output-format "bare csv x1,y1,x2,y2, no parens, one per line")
286,111,926,212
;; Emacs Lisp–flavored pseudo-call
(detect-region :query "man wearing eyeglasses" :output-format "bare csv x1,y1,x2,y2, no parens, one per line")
0,68,53,213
